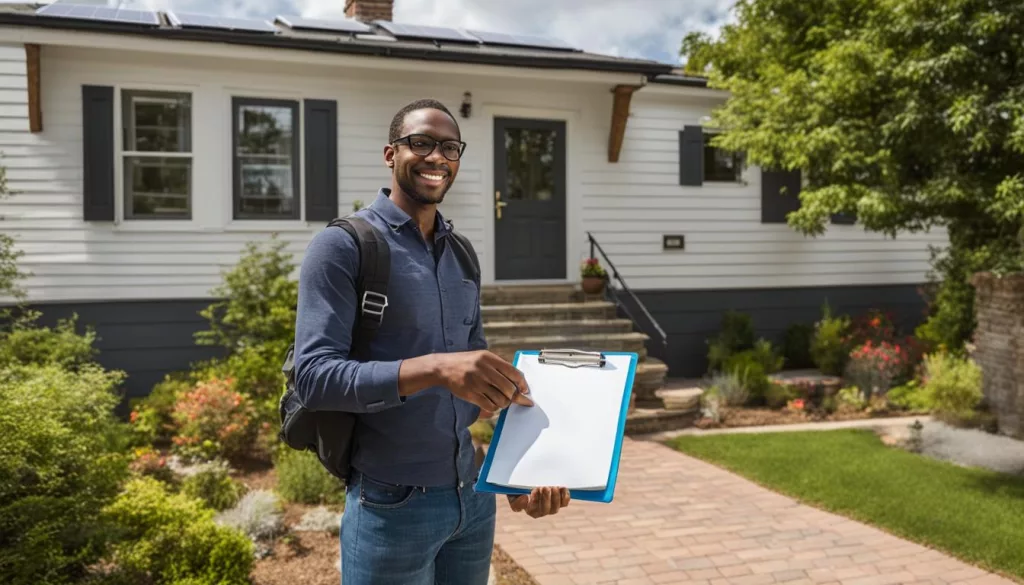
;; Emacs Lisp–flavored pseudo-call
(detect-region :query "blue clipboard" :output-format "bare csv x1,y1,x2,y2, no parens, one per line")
473,349,638,504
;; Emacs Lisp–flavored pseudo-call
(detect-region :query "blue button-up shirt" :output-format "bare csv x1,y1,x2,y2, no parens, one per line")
293,189,486,488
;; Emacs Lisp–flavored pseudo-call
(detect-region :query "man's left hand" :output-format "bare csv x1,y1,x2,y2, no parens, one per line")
508,487,570,518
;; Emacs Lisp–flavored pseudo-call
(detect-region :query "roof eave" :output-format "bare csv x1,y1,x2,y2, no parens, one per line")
0,12,676,77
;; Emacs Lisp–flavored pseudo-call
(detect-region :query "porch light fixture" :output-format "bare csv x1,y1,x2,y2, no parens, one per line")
460,91,472,118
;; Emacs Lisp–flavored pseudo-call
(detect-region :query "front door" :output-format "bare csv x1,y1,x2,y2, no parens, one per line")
493,117,567,281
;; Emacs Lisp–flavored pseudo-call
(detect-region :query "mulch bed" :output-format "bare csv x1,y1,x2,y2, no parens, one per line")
694,407,927,430
231,462,535,585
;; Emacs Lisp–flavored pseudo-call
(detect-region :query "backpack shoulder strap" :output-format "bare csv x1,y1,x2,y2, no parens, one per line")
446,225,480,283
328,215,390,357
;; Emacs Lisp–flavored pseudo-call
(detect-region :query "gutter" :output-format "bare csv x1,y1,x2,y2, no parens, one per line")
0,12,677,77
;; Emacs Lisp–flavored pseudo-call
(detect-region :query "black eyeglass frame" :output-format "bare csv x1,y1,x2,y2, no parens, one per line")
391,133,467,161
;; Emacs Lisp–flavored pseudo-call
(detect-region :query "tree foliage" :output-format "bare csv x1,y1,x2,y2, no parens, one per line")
681,0,1024,349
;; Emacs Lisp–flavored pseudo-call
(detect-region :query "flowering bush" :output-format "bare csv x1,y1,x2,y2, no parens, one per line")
843,340,915,398
580,257,607,278
786,398,806,412
171,378,258,463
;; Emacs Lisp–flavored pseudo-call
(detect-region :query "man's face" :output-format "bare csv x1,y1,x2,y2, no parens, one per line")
385,108,461,205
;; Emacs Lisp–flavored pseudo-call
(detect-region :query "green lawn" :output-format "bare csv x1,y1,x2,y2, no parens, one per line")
669,430,1024,581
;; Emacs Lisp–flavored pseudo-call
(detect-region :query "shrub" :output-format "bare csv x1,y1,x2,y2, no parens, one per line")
781,322,814,369
887,381,930,411
470,419,494,444
100,477,253,585
181,463,247,512
765,381,799,409
0,314,98,370
171,378,258,463
707,311,756,372
274,448,346,506
810,303,851,375
294,506,342,535
837,386,869,411
843,340,915,398
706,371,749,407
214,489,285,543
0,363,130,585
919,352,983,418
129,375,191,446
128,446,178,486
195,235,297,354
721,340,783,402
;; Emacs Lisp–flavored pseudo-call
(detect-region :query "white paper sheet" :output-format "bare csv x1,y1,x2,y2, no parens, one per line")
484,352,633,491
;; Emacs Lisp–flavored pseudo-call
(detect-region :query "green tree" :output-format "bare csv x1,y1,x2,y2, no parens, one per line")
681,0,1024,351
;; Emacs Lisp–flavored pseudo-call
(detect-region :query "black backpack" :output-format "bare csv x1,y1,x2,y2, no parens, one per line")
277,214,480,482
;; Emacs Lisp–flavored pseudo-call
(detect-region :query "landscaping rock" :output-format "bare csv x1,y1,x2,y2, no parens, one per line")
879,420,1024,475
655,387,702,411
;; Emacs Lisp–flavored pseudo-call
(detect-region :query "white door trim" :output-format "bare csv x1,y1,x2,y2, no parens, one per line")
479,103,582,286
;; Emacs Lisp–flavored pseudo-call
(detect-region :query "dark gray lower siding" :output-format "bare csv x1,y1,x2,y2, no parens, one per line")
20,283,927,402
622,283,928,378
26,299,225,403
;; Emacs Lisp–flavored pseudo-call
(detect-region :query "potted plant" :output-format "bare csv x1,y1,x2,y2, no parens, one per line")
580,257,607,294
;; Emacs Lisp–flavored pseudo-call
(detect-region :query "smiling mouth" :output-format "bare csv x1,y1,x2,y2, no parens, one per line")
416,169,448,183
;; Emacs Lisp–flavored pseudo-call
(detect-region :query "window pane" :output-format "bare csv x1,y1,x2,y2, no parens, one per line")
504,127,555,201
235,102,297,218
124,156,191,219
123,90,191,153
704,134,742,182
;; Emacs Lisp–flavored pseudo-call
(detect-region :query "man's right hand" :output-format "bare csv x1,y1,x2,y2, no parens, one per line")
435,350,534,412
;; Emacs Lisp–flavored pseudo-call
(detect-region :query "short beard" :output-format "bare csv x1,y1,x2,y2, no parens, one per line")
396,168,451,205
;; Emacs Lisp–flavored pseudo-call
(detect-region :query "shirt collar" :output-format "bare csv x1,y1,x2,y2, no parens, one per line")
368,187,452,241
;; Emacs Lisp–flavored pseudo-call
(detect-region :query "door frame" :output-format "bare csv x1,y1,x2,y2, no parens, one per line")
479,104,581,286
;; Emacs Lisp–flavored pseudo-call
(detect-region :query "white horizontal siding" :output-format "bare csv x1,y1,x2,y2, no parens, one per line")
574,91,948,291
0,40,948,304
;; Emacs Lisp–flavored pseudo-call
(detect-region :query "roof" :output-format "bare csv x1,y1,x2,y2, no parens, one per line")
0,3,704,81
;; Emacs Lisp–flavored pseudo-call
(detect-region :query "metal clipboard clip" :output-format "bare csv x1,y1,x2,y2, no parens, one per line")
537,348,606,368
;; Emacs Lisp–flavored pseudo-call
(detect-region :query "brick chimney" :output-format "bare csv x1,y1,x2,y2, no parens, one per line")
344,0,393,22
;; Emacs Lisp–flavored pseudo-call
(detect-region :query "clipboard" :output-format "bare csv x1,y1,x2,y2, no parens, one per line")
473,349,638,504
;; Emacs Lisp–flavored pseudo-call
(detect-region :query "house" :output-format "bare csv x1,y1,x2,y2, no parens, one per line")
0,0,946,401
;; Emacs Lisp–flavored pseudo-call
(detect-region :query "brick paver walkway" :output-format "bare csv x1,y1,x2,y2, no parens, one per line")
494,438,1016,585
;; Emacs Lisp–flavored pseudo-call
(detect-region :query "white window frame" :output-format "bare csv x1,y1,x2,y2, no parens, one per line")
113,83,198,231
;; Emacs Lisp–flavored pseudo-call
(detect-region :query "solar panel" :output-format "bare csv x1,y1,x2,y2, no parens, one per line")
35,3,161,26
468,29,577,52
375,21,479,44
276,15,372,34
167,11,277,33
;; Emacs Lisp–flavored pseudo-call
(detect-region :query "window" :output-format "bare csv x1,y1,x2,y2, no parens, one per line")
232,98,300,220
703,131,743,182
121,90,192,220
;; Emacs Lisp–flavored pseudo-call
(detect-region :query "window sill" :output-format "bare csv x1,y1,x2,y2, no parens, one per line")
222,220,318,233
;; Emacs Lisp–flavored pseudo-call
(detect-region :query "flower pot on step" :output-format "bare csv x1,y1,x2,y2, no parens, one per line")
581,276,605,295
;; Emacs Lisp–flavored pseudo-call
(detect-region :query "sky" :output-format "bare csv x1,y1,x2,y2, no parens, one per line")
103,0,737,65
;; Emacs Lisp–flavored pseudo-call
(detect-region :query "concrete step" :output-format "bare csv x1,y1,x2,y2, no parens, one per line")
480,301,617,323
481,284,581,306
483,318,634,338
632,358,669,404
486,332,649,362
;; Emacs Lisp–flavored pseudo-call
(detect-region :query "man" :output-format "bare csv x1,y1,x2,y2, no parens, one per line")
293,98,570,585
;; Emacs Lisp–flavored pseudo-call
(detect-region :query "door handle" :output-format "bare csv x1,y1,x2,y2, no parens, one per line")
495,190,507,220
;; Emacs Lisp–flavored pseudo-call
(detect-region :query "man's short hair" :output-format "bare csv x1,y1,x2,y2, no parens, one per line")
389,98,459,143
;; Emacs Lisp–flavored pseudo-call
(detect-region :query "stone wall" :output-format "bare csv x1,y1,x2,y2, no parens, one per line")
970,272,1024,439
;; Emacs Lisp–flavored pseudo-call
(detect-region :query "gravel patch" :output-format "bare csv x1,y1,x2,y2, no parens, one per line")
880,420,1024,475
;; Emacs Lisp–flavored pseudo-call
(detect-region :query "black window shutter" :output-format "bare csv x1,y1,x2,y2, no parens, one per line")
82,85,114,221
679,125,704,186
303,99,338,222
761,168,802,223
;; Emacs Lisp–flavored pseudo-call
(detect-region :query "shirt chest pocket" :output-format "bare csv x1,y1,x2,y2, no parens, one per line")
450,278,480,345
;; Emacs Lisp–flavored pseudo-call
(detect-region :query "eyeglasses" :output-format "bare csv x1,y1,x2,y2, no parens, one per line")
392,134,467,161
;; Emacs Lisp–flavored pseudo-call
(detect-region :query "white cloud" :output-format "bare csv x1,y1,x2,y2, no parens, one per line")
120,0,736,63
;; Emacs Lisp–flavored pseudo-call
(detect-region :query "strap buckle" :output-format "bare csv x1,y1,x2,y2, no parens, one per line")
361,290,388,320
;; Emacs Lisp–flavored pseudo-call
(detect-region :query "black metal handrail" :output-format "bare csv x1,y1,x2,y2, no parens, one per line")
586,231,668,350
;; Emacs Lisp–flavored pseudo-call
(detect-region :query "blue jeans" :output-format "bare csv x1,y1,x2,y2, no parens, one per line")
340,470,496,585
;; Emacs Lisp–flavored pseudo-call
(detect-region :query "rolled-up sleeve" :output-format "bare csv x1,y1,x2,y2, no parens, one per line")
293,226,404,413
